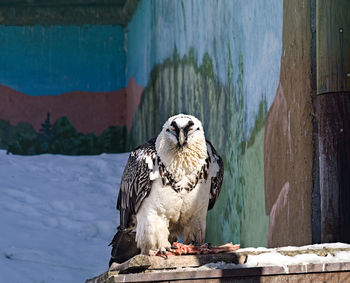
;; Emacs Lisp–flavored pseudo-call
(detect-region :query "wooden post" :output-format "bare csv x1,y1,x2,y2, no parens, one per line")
316,0,350,94
316,0,350,243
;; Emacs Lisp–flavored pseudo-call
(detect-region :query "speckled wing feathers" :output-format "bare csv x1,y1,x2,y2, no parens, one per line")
207,140,224,210
117,138,156,229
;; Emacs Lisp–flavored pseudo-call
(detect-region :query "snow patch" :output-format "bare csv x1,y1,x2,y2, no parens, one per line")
0,150,128,282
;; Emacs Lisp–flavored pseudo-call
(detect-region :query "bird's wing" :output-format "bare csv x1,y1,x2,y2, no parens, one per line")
206,140,224,210
117,137,157,229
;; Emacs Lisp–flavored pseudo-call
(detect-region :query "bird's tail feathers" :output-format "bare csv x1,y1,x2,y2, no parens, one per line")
109,227,140,266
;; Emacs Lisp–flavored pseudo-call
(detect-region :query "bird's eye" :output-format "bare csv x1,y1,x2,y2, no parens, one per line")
171,127,176,131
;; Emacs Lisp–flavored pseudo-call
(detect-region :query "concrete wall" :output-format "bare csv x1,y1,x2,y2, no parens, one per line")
3,0,345,248
125,0,283,247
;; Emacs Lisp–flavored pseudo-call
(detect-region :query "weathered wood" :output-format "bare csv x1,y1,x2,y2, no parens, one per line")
87,246,350,282
147,252,246,270
89,262,350,283
109,252,246,274
317,93,350,243
109,254,151,273
317,0,350,93
108,245,350,275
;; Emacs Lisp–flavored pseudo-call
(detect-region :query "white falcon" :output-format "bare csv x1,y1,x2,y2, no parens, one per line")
109,114,224,265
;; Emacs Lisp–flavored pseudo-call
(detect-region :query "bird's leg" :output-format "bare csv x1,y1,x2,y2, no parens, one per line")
159,246,178,258
151,244,179,258
136,212,173,256
184,216,206,246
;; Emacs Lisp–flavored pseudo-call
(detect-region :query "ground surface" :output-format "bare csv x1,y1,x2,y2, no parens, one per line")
0,150,128,282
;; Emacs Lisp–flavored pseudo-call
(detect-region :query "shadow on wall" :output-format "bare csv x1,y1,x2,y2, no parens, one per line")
0,113,127,155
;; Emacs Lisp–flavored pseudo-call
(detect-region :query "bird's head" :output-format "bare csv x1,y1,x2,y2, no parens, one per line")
160,114,205,148
155,114,208,177
156,114,207,167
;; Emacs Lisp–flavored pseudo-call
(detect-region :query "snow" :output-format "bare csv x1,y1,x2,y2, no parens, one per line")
197,243,350,272
276,242,350,251
243,242,350,268
245,249,350,267
0,150,129,283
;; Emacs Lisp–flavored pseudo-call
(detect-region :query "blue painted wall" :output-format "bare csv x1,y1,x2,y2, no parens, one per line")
0,25,125,95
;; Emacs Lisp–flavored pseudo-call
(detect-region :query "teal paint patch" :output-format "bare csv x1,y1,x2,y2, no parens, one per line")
0,25,125,95
129,48,269,247
125,0,153,86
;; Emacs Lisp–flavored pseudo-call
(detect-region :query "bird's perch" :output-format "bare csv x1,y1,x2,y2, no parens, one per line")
108,252,246,274
86,244,350,283
108,242,242,274
87,252,246,283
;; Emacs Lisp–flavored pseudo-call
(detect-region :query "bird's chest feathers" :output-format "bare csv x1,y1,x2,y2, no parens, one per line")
157,146,209,193
145,141,210,222
149,178,210,223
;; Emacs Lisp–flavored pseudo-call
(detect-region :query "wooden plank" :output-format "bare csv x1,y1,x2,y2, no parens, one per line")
108,245,350,274
317,93,350,242
147,252,246,270
87,247,350,282
109,252,246,274
317,0,350,93
109,263,350,283
87,260,350,282
109,254,151,273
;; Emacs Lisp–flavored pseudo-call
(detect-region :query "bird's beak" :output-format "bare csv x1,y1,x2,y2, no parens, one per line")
178,129,186,147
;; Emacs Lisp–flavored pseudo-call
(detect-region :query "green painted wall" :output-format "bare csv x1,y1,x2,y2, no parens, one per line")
128,48,269,246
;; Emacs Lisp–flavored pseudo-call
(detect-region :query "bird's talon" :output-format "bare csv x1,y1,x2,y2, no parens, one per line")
166,246,176,254
161,250,168,259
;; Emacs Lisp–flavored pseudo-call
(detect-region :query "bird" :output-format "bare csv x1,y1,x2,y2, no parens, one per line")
109,114,224,266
